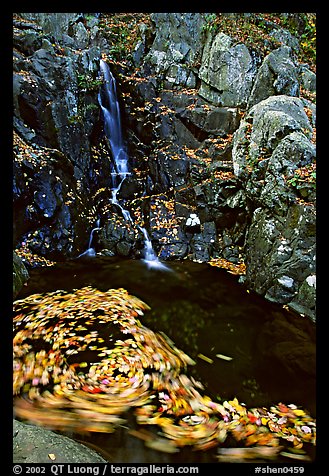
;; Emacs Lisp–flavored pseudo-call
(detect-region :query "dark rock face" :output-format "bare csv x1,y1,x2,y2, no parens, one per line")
13,44,101,180
13,13,316,320
13,133,92,258
148,146,190,193
13,14,109,258
244,205,315,316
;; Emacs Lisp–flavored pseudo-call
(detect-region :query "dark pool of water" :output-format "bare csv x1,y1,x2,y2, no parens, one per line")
15,256,316,463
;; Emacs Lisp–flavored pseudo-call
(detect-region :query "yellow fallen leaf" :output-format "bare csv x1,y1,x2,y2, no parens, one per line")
197,353,213,364
48,454,56,461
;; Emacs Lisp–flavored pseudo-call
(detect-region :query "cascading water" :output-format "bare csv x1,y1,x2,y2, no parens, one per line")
98,61,129,191
88,218,101,249
77,218,101,258
98,59,170,271
139,226,171,271
98,59,132,221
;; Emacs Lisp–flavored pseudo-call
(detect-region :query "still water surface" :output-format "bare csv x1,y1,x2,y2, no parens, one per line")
15,257,316,463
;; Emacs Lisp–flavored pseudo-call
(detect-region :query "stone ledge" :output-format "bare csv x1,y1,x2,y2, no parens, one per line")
13,419,106,464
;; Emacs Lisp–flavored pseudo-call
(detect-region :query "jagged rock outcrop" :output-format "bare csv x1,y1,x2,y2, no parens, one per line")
125,15,316,319
245,205,315,318
13,16,101,181
231,95,316,319
13,132,95,258
199,32,258,108
247,46,301,108
144,13,206,88
232,95,314,184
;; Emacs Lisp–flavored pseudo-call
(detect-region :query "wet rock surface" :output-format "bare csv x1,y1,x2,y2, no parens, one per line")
13,420,106,463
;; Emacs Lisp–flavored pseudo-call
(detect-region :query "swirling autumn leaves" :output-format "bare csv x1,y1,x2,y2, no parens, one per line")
13,287,315,459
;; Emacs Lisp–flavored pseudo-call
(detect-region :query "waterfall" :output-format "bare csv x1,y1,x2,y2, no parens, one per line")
139,226,171,271
98,60,129,189
77,218,100,258
98,59,170,271
88,218,101,248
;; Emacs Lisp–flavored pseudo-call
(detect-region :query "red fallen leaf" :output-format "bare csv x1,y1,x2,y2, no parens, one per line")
89,387,102,394
247,412,258,423
278,403,289,413
82,385,102,393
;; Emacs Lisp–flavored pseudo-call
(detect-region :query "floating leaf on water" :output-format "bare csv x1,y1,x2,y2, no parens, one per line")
190,376,204,390
217,428,227,443
197,353,213,364
216,353,233,361
277,403,289,413
194,439,219,451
